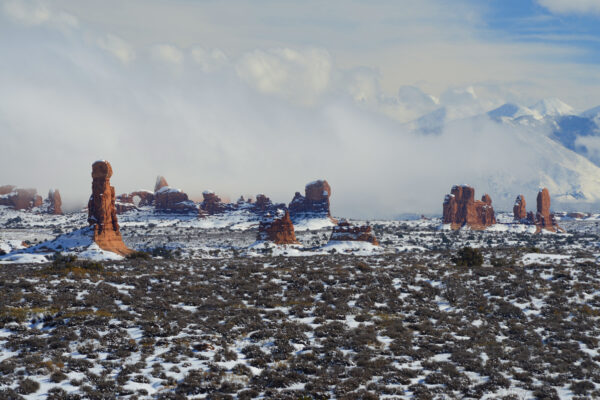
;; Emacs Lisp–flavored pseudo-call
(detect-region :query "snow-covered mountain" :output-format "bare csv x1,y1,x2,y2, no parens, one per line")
486,99,600,168
405,98,600,210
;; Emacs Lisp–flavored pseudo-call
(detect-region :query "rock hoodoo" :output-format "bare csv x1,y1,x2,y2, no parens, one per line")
45,189,63,215
329,220,379,245
257,210,299,245
535,188,560,232
288,180,335,222
513,195,527,220
442,185,496,230
87,161,132,256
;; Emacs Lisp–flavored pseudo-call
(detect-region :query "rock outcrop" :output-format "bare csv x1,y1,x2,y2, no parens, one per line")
257,210,299,245
0,187,43,210
45,189,63,215
329,220,379,245
154,176,169,192
535,188,561,232
513,195,527,220
154,187,196,213
442,185,496,230
201,191,226,215
87,161,132,256
115,190,155,214
289,180,336,222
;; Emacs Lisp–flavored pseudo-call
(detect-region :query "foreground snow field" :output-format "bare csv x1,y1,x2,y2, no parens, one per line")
1,206,600,398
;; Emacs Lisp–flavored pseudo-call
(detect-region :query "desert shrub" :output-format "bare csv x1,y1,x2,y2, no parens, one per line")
453,247,484,267
18,378,40,394
126,251,151,260
50,370,68,383
151,247,173,259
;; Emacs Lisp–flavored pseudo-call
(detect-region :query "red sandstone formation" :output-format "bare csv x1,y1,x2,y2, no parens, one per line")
87,161,132,256
45,189,63,215
116,190,155,214
257,210,299,245
513,195,527,220
289,180,336,222
0,185,15,196
0,187,43,210
442,185,496,230
535,188,561,232
201,191,226,215
329,220,379,245
154,187,196,213
154,176,169,192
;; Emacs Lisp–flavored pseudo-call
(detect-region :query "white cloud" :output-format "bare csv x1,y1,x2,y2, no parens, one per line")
97,34,135,64
236,48,332,105
537,0,600,15
190,47,228,72
2,0,78,29
151,44,184,64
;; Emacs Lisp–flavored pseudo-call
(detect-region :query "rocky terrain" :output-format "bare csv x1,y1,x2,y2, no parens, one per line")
1,213,600,398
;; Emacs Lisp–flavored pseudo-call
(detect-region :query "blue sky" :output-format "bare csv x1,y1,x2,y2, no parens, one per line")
484,0,600,64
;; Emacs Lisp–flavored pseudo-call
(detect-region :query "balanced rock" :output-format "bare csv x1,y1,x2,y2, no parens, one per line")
257,210,299,245
329,220,379,245
289,180,336,222
535,188,560,232
87,161,132,256
513,195,527,220
442,185,496,230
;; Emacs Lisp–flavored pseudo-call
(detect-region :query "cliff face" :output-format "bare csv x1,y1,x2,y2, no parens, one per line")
87,161,132,256
443,185,496,230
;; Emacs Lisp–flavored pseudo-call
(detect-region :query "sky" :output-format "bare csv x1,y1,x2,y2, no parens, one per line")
1,0,600,217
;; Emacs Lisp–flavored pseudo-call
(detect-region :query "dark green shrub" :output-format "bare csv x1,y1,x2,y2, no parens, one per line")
126,251,151,260
453,247,483,267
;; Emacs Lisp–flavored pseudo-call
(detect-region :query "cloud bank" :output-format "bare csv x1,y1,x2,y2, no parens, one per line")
1,0,600,217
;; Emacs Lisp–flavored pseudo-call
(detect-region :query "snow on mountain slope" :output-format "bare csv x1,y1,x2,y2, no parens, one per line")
530,98,575,118
472,119,600,209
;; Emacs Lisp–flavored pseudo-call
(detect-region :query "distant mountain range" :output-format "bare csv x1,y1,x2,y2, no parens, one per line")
407,98,600,211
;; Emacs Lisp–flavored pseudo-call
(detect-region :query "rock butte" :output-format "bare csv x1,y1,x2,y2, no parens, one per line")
329,220,379,246
443,185,496,230
257,210,299,245
87,161,132,256
154,183,196,213
289,180,336,223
